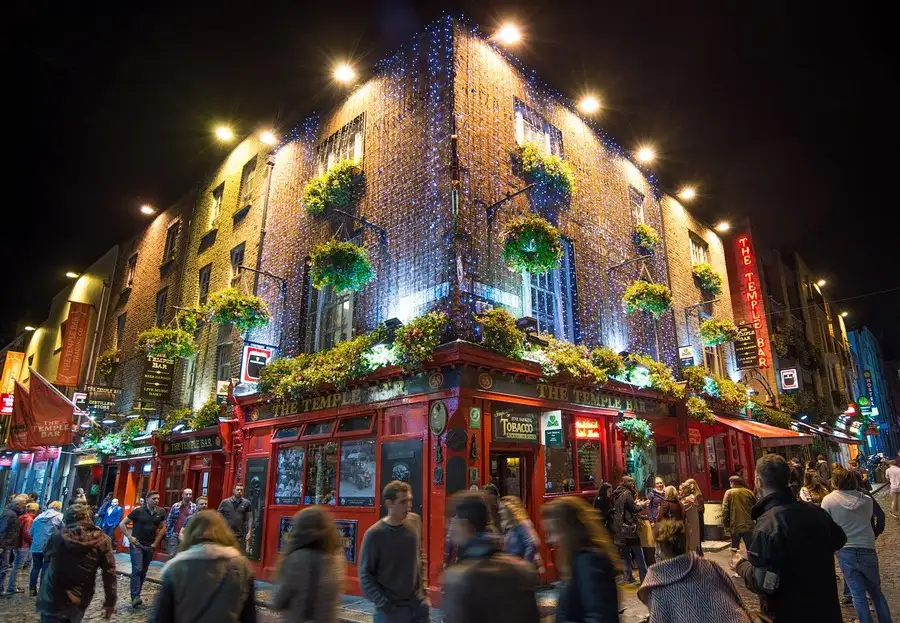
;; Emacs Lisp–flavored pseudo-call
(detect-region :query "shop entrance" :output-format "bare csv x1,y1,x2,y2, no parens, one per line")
489,452,531,506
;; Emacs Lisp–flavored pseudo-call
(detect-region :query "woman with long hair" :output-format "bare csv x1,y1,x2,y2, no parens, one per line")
613,475,648,584
658,486,684,521
799,470,829,505
499,496,544,572
592,482,615,537
150,510,256,623
542,496,619,623
273,506,344,623
682,479,705,554
678,483,702,557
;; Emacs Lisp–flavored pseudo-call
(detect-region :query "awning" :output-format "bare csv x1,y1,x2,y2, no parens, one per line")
714,415,813,448
794,421,863,446
828,430,862,446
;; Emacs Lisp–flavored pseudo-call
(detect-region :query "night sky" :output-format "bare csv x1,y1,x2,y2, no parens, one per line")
11,1,899,357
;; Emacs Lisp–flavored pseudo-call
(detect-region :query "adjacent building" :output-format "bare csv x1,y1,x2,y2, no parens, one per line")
848,326,900,456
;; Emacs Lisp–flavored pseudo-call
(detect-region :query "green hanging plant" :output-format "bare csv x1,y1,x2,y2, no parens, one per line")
751,402,793,430
532,337,608,385
500,213,563,274
633,222,662,254
686,396,715,424
778,392,799,415
137,327,197,359
157,408,191,439
119,418,146,453
393,311,449,372
96,348,119,379
699,317,739,346
590,347,625,379
716,377,749,411
176,306,205,333
616,417,655,451
79,427,103,451
205,288,270,333
302,159,361,216
310,240,375,293
190,398,222,430
626,354,684,398
622,281,673,318
475,308,524,360
517,143,576,196
681,365,708,393
692,262,723,295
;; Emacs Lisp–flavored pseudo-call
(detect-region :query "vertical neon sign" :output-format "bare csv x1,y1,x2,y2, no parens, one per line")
735,234,771,368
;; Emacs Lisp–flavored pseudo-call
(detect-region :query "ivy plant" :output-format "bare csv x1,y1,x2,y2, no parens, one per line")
137,327,197,359
751,402,793,430
622,281,673,318
96,348,119,379
205,288,270,333
541,337,608,385
310,240,375,293
686,395,715,424
626,354,684,398
616,417,655,451
475,308,524,360
156,408,191,439
301,159,361,216
692,262,723,295
517,142,576,196
699,317,739,346
633,222,662,254
393,311,449,372
500,213,563,275
190,398,222,430
590,347,625,379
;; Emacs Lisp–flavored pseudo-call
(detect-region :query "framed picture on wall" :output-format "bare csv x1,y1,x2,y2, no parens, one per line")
335,519,358,564
274,446,304,505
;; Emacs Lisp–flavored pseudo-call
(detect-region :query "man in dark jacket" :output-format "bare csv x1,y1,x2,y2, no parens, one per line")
733,454,846,622
442,492,540,623
613,476,648,583
37,503,116,621
0,494,27,597
788,457,804,499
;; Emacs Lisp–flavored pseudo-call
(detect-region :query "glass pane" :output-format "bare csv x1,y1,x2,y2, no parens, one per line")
706,437,720,490
302,421,334,437
544,444,575,494
275,446,305,504
576,440,601,490
273,426,301,441
338,439,376,506
304,443,338,505
714,436,729,491
338,416,372,433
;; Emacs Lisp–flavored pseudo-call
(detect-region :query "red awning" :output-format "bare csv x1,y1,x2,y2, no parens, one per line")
714,415,813,448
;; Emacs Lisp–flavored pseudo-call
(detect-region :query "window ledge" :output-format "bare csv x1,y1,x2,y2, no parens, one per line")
199,229,218,252
120,285,133,296
159,257,176,275
233,204,252,224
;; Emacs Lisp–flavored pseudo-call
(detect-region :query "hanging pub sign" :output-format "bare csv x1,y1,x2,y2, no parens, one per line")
678,346,694,368
541,410,563,447
0,351,25,394
141,355,174,401
161,432,223,457
86,385,121,421
780,368,799,391
241,345,275,384
492,404,539,444
734,324,759,370
733,234,772,368
72,392,89,415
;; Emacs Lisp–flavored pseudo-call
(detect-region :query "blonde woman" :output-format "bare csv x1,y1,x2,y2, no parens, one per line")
499,496,543,572
542,496,620,622
679,483,702,556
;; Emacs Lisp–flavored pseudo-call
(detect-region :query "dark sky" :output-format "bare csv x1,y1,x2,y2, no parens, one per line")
11,1,900,356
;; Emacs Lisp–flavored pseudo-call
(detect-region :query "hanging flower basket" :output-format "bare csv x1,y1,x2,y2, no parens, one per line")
137,327,197,359
517,143,576,196
190,398,223,430
302,159,361,216
96,348,119,379
500,213,563,274
692,262,723,295
205,288,270,333
475,308,524,360
310,240,375,293
176,306,204,333
622,281,673,318
393,311,449,372
686,396,715,424
616,417,655,451
699,317,739,346
633,222,662,254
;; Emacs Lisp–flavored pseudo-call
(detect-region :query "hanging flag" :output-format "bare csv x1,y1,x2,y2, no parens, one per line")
29,368,75,446
56,302,93,387
1,351,25,394
7,380,33,451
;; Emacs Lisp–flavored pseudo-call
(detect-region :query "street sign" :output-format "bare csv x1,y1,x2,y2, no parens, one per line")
678,346,694,368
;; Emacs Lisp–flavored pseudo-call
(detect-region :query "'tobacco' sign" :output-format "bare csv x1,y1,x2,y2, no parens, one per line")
492,405,538,444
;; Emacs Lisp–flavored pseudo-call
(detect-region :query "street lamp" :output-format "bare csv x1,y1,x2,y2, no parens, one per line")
494,23,522,45
677,186,696,201
24,326,36,332
578,95,601,114
714,221,731,233
840,311,849,318
215,126,234,142
636,146,656,163
333,63,356,83
65,271,79,279
259,130,277,145
816,279,827,287
140,204,156,215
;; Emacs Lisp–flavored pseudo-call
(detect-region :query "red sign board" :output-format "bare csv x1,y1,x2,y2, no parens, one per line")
33,447,61,462
734,233,772,368
17,452,34,464
688,428,702,445
0,392,12,415
0,456,12,468
574,417,601,440
241,345,274,384
56,302,92,386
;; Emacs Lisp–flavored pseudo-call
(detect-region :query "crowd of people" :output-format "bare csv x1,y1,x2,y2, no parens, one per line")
0,454,896,623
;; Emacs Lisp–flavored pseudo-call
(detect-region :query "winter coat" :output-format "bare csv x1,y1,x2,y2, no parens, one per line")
721,487,756,535
735,488,846,623
658,500,683,522
816,460,831,486
554,548,619,623
16,513,35,549
613,485,641,545
0,505,22,547
503,521,541,566
100,506,123,533
680,495,701,552
821,490,875,549
37,521,117,618
273,548,343,623
442,534,540,623
638,552,750,623
593,493,614,538
647,489,666,523
30,508,64,553
150,543,256,623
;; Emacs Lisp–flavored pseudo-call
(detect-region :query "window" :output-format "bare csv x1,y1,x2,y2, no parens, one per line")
703,344,726,378
629,186,645,223
705,435,729,492
690,233,709,266
209,184,224,230
239,157,257,207
521,238,576,341
338,438,376,505
274,445,305,504
216,343,232,382
305,286,353,353
230,243,246,287
162,221,180,263
183,355,197,406
155,288,168,327
304,443,338,504
544,443,575,494
337,415,374,434
115,313,126,348
316,114,365,175
198,264,212,305
163,458,187,507
56,321,67,350
514,99,563,156
125,255,138,288
302,421,335,438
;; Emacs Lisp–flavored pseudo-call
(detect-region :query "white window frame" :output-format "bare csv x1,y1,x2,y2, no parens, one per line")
239,157,257,207
307,286,354,353
162,221,180,263
690,233,710,266
230,243,246,287
513,99,563,157
317,115,365,176
703,344,726,378
155,288,168,328
521,238,576,342
629,186,645,224
209,184,224,230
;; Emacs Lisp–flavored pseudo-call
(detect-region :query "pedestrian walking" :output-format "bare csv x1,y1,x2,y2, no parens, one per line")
592,482,615,538
658,486,683,521
6,502,38,594
821,470,893,623
678,483,702,557
218,483,253,555
164,488,196,555
119,489,167,608
359,480,429,623
886,460,900,519
638,520,751,623
98,498,122,541
721,476,755,554
482,483,502,534
442,492,541,623
542,495,619,623
800,469,829,505
29,500,63,596
647,477,666,523
498,495,544,572
149,510,256,623
37,503,116,621
94,493,113,525
0,494,27,596
179,495,208,540
273,506,344,623
732,454,847,622
613,475,648,584
816,454,832,488
831,462,845,490
788,457,804,499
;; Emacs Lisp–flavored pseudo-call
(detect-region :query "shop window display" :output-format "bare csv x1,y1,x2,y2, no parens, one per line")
544,443,575,493
274,446,305,505
338,439,376,506
305,442,338,505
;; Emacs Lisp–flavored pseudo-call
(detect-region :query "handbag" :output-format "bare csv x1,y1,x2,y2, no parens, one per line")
638,517,655,548
620,521,639,539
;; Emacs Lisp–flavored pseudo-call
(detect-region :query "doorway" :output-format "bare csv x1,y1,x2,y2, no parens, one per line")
489,452,530,505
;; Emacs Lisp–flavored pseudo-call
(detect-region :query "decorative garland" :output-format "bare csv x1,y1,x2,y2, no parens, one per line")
517,143,576,196
393,311,449,372
616,417,655,451
500,213,563,274
189,398,222,430
692,263,723,295
686,396,715,424
206,288,270,333
699,317,739,346
310,240,375,293
475,308,524,360
633,222,662,254
96,348,119,379
623,281,673,318
137,327,197,359
538,337,608,385
301,159,361,216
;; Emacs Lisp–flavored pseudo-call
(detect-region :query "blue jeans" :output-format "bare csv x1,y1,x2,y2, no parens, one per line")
620,543,647,582
129,543,154,600
0,547,12,593
41,612,86,623
30,552,45,591
7,548,28,591
373,599,430,623
836,548,892,623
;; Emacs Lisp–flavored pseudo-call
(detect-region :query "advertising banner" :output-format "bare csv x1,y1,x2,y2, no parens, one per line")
56,302,92,387
29,369,75,446
733,234,772,368
492,404,539,444
7,380,33,450
1,351,25,394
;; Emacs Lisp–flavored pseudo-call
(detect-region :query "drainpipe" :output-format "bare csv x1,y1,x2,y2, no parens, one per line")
87,278,112,385
252,154,277,296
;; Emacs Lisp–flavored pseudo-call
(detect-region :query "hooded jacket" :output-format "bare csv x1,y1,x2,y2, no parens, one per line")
16,512,35,549
442,534,540,623
37,521,116,617
273,548,343,623
638,552,750,623
150,543,256,623
30,508,64,553
612,485,641,545
821,490,875,549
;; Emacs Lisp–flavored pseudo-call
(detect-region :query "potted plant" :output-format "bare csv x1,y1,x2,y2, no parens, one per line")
517,143,576,197
500,213,563,274
633,222,662,254
622,281,673,318
205,288,270,333
692,262,723,295
309,240,375,292
301,159,361,216
616,417,655,451
699,317,739,346
137,327,197,359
